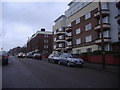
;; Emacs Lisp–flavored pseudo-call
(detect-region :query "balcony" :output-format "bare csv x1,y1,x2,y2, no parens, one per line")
94,9,109,18
66,26,72,32
95,23,110,31
66,36,72,41
56,39,65,43
56,31,65,35
95,38,111,44
65,46,72,50
116,1,120,9
56,47,65,51
115,15,120,25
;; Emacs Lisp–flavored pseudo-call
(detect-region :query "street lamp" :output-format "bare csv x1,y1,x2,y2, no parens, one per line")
98,1,106,69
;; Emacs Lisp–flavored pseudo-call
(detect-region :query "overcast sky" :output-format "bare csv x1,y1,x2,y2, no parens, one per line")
1,1,69,51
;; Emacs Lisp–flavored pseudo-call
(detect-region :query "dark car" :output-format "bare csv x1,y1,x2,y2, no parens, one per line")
48,53,60,63
33,53,42,60
1,51,9,65
17,52,26,58
26,52,33,58
58,53,84,67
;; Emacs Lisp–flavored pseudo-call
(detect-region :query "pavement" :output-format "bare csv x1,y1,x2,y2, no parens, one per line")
43,58,120,73
83,62,120,73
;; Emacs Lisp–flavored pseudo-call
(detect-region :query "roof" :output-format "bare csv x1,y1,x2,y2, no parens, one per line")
54,15,65,22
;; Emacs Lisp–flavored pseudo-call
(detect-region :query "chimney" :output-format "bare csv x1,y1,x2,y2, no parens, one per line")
41,28,45,32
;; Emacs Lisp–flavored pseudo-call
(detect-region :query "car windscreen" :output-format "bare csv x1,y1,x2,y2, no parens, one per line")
54,54,59,57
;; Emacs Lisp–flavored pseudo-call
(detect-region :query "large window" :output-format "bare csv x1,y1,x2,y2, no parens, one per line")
54,37,56,41
85,23,92,31
44,45,48,48
76,49,81,54
76,38,81,45
44,34,48,37
86,35,92,42
75,18,80,24
76,28,81,34
58,43,64,47
44,40,48,43
101,3,108,9
59,35,64,39
99,16,109,24
86,48,92,52
54,45,56,49
99,30,110,38
85,12,91,19
67,32,72,36
67,41,72,46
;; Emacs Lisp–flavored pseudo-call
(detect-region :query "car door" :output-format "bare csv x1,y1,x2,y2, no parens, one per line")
60,54,68,64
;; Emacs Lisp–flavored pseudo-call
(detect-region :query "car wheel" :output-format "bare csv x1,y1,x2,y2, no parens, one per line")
53,60,55,64
58,61,61,65
67,62,71,67
48,59,50,62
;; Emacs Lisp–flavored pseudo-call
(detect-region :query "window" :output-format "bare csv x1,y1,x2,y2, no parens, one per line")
54,45,56,49
86,48,92,52
58,43,64,47
67,32,72,37
102,16,109,23
105,44,111,51
75,18,80,24
44,40,48,43
54,38,56,41
99,16,109,24
59,35,64,39
44,45,48,48
44,34,48,37
101,3,108,9
67,41,72,46
86,35,92,42
99,30,110,38
76,49,81,54
85,12,91,19
85,23,92,31
76,28,81,34
76,38,81,45
54,31,56,34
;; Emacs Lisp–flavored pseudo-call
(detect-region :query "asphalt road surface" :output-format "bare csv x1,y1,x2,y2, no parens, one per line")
2,57,119,88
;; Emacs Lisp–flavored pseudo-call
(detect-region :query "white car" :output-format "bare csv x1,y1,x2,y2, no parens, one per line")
58,53,84,67
48,54,60,63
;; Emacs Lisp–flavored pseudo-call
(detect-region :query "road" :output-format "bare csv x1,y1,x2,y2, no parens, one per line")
2,57,119,88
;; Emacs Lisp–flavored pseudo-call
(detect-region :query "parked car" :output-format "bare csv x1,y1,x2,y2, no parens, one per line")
26,52,33,58
1,51,9,65
48,53,60,63
17,52,25,58
33,53,42,60
58,53,84,67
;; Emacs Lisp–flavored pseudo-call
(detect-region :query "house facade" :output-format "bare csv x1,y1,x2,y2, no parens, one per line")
53,1,120,54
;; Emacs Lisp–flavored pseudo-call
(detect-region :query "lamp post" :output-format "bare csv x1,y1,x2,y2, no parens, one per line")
98,1,106,69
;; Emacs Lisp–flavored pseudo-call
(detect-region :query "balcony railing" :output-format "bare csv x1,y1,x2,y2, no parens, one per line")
95,38,111,44
115,15,120,25
65,46,72,50
95,23,110,31
66,36,72,41
66,26,72,32
55,47,65,51
94,9,109,18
